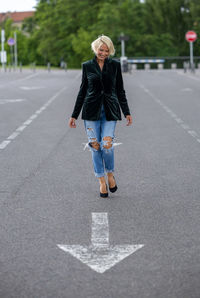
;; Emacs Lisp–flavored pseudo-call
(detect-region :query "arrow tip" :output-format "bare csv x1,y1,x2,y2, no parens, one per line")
57,244,144,273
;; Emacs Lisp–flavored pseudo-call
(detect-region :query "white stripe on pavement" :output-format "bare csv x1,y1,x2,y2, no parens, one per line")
177,71,200,82
0,140,11,150
0,99,26,104
91,213,109,249
139,84,200,146
0,86,67,151
20,86,45,90
0,73,39,90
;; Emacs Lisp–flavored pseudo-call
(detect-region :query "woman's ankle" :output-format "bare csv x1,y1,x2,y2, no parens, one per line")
107,172,114,178
98,176,106,184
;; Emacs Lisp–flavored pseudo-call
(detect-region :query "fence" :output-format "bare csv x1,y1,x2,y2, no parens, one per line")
126,56,200,70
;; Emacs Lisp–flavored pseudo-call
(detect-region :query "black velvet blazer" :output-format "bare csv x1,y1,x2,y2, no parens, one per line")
71,56,131,121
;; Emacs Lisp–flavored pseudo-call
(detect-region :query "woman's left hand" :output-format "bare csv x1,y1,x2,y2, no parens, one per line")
126,115,133,126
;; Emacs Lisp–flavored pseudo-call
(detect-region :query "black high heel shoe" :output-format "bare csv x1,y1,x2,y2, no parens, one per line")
100,184,109,198
109,176,118,193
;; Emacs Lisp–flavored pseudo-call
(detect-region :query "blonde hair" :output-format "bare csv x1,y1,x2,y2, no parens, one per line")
91,35,115,56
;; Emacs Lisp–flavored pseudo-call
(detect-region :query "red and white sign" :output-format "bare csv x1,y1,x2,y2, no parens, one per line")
185,31,197,42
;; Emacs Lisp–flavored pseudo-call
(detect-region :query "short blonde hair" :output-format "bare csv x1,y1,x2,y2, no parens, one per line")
91,35,115,56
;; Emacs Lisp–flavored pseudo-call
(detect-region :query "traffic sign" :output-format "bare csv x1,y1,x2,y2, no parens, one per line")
185,31,197,42
118,35,129,41
7,37,15,46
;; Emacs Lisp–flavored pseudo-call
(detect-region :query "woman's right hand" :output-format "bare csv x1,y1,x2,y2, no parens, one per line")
69,117,76,128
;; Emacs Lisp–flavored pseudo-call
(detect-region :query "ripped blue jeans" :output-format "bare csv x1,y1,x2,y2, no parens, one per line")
84,105,117,178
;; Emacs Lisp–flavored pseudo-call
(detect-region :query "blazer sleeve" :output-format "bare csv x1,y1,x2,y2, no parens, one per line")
116,62,131,117
71,63,88,119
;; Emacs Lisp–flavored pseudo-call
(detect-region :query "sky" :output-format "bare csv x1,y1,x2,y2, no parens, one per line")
0,0,37,13
0,0,146,13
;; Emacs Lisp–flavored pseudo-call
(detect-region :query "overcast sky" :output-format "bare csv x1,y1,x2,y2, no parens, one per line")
0,0,37,13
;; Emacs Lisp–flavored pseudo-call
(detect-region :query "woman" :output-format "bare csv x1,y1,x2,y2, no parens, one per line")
69,35,132,198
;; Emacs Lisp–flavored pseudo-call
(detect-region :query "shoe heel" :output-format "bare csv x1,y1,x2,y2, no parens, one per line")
109,176,118,193
100,184,108,198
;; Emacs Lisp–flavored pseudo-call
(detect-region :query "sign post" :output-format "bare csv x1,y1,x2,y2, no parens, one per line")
185,31,197,72
14,32,18,68
7,37,15,68
118,33,129,57
118,33,129,72
1,29,7,70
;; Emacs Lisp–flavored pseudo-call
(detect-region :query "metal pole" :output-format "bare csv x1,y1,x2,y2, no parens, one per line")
14,32,18,68
190,42,193,66
20,62,22,72
121,40,125,57
12,45,15,70
47,62,51,72
1,29,5,71
10,46,12,70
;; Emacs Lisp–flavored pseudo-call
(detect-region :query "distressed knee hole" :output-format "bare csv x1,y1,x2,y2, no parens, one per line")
89,139,100,150
103,136,113,149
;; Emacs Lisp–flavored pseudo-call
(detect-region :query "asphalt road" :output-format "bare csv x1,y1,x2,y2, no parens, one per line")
0,68,200,298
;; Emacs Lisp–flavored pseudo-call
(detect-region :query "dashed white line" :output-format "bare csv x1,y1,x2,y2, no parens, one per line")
181,124,190,130
7,132,20,140
139,84,200,146
82,142,123,151
23,119,33,126
0,86,67,150
181,88,193,92
175,118,183,124
188,130,198,138
20,86,45,90
0,73,39,90
0,140,11,150
177,71,200,82
16,73,39,82
0,99,26,104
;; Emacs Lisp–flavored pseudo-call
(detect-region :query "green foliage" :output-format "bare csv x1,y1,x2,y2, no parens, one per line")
1,0,200,66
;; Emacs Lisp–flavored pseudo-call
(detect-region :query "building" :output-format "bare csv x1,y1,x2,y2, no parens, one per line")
0,11,35,28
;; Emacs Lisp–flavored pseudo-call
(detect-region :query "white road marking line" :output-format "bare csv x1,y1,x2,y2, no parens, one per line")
20,86,45,90
113,142,123,147
16,73,39,82
0,140,11,150
175,118,183,124
188,130,198,138
16,125,27,132
0,99,25,104
7,132,20,140
23,119,33,126
177,71,200,82
181,88,193,92
181,124,190,130
0,86,67,151
0,73,39,89
82,142,123,150
57,213,144,273
139,84,200,146
91,213,109,249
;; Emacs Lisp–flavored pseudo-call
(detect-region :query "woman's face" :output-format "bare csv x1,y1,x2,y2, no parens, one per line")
96,43,109,62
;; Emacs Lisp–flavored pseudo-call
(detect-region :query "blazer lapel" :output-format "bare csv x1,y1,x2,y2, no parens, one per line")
92,55,109,75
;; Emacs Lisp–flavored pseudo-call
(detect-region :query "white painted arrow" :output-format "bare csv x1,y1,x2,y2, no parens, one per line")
57,213,144,273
